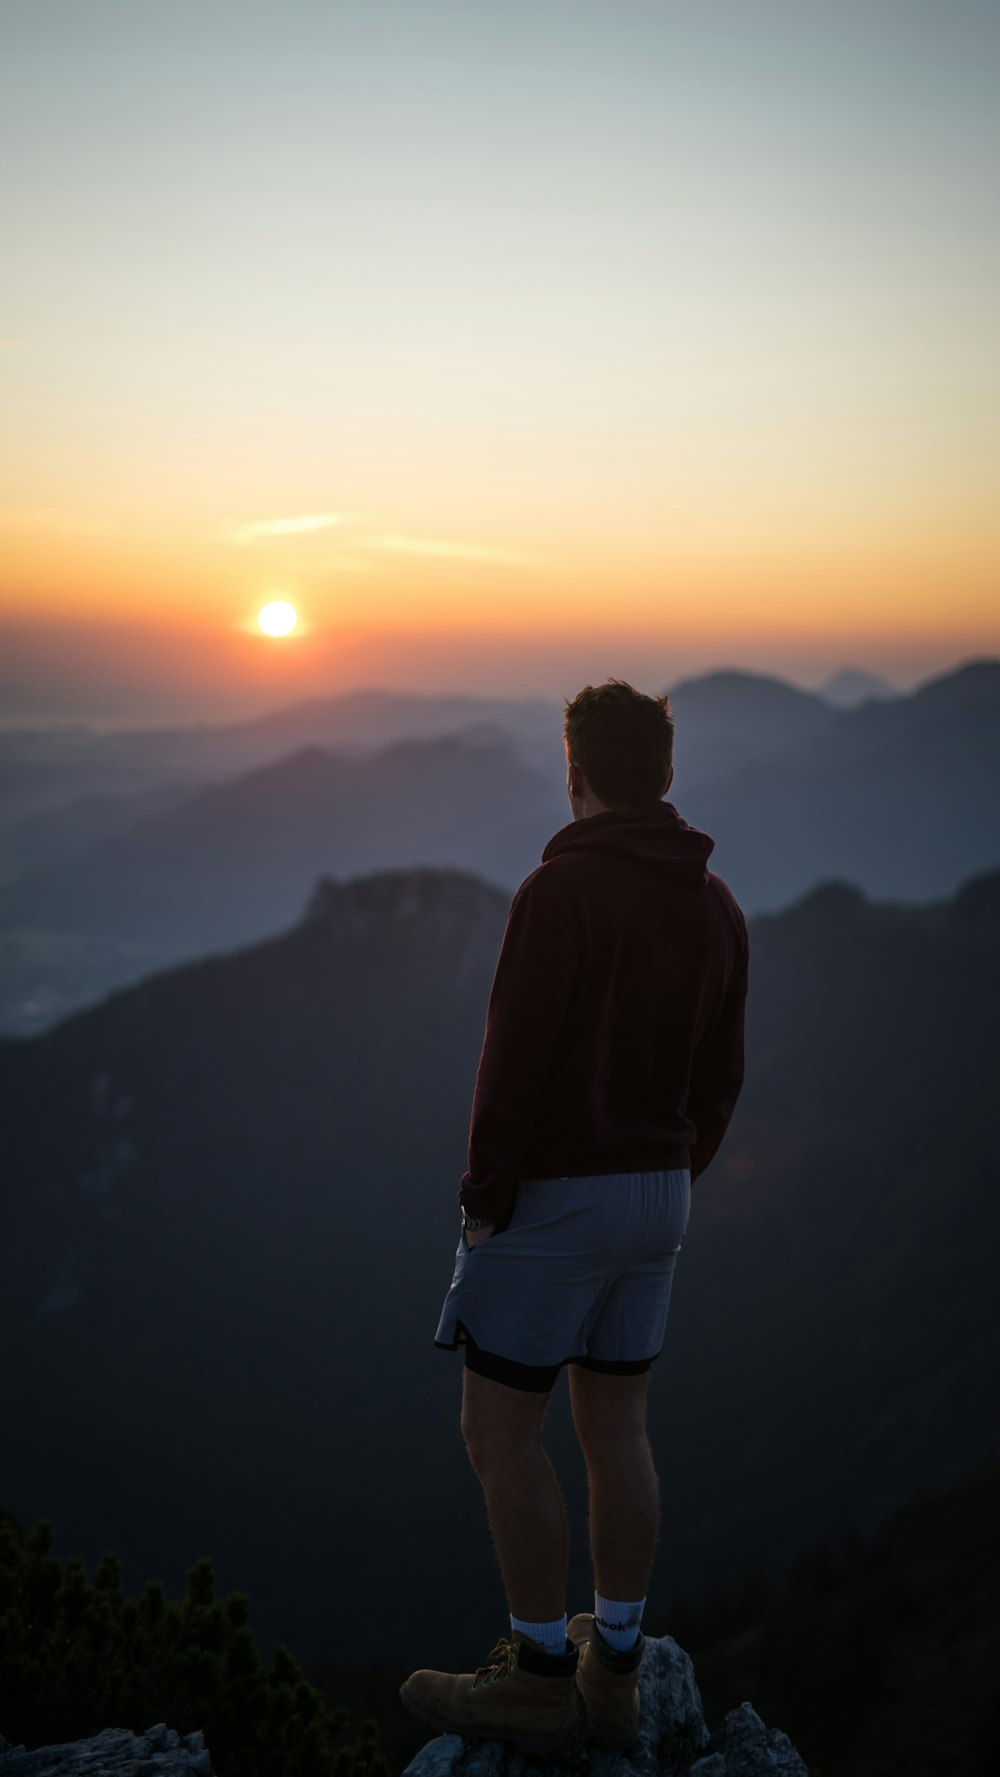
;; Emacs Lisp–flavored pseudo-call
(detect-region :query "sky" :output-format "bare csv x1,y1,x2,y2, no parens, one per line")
2,0,998,725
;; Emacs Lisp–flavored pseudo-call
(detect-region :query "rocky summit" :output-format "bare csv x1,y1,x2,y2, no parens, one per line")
0,1723,212,1777
0,1639,808,1776
400,1634,807,1776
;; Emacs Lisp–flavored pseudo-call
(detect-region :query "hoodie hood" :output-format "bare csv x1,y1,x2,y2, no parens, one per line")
541,800,715,886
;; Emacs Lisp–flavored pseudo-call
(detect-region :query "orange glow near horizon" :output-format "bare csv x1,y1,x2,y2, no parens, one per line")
2,503,997,657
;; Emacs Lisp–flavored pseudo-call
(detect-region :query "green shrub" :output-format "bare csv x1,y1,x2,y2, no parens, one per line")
0,1511,388,1777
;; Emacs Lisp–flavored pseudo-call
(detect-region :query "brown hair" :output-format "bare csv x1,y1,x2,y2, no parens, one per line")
563,679,674,810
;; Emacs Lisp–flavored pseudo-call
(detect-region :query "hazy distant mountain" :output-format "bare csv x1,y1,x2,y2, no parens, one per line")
1,660,998,1035
0,725,207,833
0,782,190,889
0,662,985,834
682,659,1000,907
0,689,562,832
2,863,997,1670
667,670,839,791
0,696,562,1031
819,667,898,708
220,686,561,766
0,731,566,951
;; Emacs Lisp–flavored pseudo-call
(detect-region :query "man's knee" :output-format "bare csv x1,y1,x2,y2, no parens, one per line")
459,1393,493,1473
569,1366,651,1462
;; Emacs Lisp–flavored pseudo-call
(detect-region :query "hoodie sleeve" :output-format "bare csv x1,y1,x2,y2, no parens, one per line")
458,869,579,1224
687,923,749,1182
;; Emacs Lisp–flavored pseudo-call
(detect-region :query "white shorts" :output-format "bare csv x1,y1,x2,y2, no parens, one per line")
434,1168,692,1391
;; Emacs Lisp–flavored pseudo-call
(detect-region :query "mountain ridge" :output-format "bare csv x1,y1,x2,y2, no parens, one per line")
2,861,997,1668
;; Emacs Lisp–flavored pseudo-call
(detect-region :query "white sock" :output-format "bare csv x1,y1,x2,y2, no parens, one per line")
509,1613,568,1656
594,1593,644,1652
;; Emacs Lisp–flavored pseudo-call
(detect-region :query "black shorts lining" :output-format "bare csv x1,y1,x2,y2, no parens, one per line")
570,1352,659,1376
443,1323,658,1394
457,1323,559,1392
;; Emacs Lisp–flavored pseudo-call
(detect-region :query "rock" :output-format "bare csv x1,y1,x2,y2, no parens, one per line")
402,1739,467,1776
400,1634,807,1775
0,1723,214,1776
709,1703,807,1776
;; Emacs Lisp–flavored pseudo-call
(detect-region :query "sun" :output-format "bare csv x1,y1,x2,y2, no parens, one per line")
257,600,298,637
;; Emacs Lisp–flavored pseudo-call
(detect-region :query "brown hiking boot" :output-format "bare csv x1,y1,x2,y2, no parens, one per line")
399,1630,578,1752
567,1611,643,1749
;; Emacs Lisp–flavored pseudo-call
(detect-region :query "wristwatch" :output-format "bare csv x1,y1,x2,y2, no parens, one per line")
462,1210,495,1232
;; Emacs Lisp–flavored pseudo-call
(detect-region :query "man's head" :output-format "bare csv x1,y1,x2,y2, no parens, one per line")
563,679,675,818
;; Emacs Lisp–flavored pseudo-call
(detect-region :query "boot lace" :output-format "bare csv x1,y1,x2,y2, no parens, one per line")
471,1637,518,1689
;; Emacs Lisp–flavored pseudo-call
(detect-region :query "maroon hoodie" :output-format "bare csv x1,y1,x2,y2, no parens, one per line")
458,801,749,1224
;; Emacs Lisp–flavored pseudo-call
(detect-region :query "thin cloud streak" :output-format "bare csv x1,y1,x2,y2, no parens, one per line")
373,533,537,567
229,512,343,545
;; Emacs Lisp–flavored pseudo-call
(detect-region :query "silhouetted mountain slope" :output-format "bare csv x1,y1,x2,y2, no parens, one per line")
657,866,1000,1601
1,864,997,1672
1,868,508,1666
680,1459,1000,1777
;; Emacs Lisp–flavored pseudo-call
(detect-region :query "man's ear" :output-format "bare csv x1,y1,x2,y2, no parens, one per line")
567,760,584,798
664,765,674,795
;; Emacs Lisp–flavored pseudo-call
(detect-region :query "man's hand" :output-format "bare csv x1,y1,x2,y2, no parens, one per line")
465,1223,495,1248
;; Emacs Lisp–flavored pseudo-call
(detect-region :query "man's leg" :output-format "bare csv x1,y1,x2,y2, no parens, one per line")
460,1367,568,1623
568,1366,658,1602
399,1367,578,1749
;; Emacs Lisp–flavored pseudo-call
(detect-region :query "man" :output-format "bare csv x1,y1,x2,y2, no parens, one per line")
401,679,749,1754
